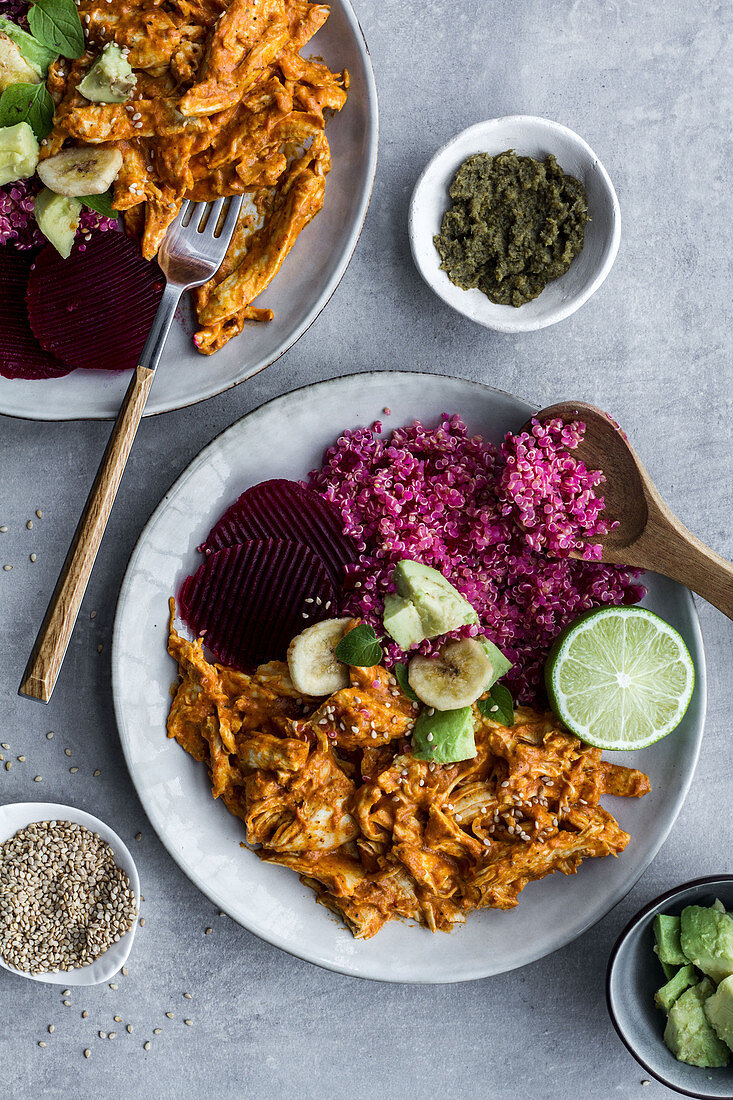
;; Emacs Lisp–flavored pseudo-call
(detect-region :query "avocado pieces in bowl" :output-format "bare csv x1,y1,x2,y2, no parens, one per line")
607,877,733,1098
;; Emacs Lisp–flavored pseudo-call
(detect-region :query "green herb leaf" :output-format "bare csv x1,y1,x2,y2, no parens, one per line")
477,683,514,726
28,0,84,60
393,662,419,702
334,624,383,668
0,81,54,140
81,190,117,218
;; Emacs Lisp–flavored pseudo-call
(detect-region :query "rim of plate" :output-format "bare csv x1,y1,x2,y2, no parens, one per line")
408,116,621,333
0,0,378,423
606,875,733,1098
111,370,706,982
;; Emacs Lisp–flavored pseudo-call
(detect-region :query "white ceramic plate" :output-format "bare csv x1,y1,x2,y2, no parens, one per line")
111,372,706,983
0,801,140,986
0,0,378,422
409,116,620,332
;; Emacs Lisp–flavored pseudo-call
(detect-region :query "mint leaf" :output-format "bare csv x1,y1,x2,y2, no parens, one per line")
477,683,514,726
28,0,84,60
81,190,116,218
334,624,383,668
393,662,419,702
0,81,54,140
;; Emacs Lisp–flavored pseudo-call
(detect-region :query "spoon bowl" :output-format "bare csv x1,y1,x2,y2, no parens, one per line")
526,402,733,618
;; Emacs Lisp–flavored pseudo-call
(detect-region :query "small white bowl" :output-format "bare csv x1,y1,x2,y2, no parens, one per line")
408,115,621,333
0,802,140,986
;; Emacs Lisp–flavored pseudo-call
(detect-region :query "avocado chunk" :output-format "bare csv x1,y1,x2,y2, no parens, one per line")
78,43,136,104
0,17,56,77
382,594,426,651
654,964,699,1013
34,188,81,259
411,706,476,763
680,905,733,984
664,979,730,1068
384,560,479,652
704,975,733,1053
0,31,42,90
480,638,513,683
0,120,38,186
713,898,727,913
653,914,688,967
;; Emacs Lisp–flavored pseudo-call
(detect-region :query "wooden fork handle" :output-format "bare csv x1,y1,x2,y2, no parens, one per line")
19,365,154,703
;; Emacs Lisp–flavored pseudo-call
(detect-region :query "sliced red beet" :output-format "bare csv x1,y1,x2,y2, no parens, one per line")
0,248,73,379
179,538,336,668
199,479,358,590
26,234,165,372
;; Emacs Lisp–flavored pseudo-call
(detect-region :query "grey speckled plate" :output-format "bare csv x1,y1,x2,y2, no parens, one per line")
0,0,378,422
111,372,706,983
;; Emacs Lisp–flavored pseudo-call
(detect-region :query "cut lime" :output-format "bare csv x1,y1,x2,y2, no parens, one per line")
545,606,695,750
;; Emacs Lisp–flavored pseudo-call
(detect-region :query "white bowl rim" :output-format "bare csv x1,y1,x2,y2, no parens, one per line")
408,114,621,333
606,874,733,1098
0,800,140,986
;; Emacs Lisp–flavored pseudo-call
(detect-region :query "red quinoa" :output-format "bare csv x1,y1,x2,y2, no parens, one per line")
307,414,644,704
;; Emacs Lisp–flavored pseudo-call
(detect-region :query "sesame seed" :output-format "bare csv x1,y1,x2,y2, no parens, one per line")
165,1012,174,1019
70,767,78,774
135,832,142,841
36,510,42,518
139,917,145,926
3,565,12,571
84,1050,90,1058
48,1024,54,1034
93,769,101,777
114,1016,122,1023
17,755,25,762
30,554,37,563
26,520,33,530
46,731,54,739
127,1025,133,1034
64,749,71,757
184,1019,193,1026
109,983,118,990
153,1028,162,1034
38,1041,47,1047
63,1000,70,1006
183,992,192,999
82,1011,88,1019
205,927,212,934
144,1041,151,1051
34,776,42,782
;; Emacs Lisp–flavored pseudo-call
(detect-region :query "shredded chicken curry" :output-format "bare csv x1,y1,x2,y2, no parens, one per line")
167,604,651,939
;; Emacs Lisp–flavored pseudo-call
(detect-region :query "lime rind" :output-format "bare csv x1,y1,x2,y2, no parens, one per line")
545,606,695,750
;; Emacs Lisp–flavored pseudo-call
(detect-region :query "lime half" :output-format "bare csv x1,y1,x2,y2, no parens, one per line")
545,606,695,750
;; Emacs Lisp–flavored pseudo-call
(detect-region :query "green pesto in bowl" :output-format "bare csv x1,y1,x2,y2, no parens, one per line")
433,150,589,307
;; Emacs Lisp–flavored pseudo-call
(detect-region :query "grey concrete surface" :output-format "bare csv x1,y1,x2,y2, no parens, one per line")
1,1,731,1097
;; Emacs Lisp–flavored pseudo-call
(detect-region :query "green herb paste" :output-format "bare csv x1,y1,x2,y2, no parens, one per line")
434,150,589,307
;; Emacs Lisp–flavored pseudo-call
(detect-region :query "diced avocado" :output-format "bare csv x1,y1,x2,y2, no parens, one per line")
659,959,678,981
383,594,425,651
480,638,513,685
713,898,726,913
78,43,136,104
664,979,730,1068
653,914,688,967
34,188,81,259
704,975,733,1053
0,31,41,90
680,905,733,984
0,120,38,186
654,964,699,1012
0,17,56,76
393,561,478,637
411,706,476,763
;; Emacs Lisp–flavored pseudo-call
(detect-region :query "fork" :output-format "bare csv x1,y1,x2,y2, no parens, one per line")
19,197,244,703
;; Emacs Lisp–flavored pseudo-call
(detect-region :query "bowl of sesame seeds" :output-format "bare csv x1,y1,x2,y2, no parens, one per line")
0,802,139,986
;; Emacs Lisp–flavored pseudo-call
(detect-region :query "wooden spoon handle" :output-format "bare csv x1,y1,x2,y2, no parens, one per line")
644,515,733,620
19,365,154,703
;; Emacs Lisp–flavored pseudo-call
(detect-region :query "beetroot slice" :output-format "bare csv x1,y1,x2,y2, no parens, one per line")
26,233,165,372
179,538,336,668
0,248,73,379
200,479,358,590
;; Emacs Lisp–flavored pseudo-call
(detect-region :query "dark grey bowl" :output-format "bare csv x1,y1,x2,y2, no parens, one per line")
607,877,733,1098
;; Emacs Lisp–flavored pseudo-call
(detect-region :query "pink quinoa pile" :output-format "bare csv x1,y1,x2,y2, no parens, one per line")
0,182,119,251
308,413,645,705
0,0,29,27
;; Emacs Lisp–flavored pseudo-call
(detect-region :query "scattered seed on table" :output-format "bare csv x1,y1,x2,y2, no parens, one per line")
70,767,78,774
108,1032,116,1040
62,989,70,996
121,967,128,976
153,1028,162,1034
93,769,101,777
48,1025,54,1034
143,1041,151,1051
46,731,54,739
90,611,97,620
3,565,12,572
26,520,33,530
36,510,42,518
165,1012,174,1019
1,743,9,749
126,1024,133,1034
0,526,6,532
109,983,118,990
183,993,192,1000
34,776,42,783
113,1015,121,1023
184,1019,192,1027
64,749,71,757
5,762,11,771
139,917,145,927
63,1000,70,1006
38,1041,47,1047
17,756,25,762
97,645,103,654
30,554,37,563
82,1011,88,1019
205,927,212,935
84,1050,90,1059
99,1031,106,1039
135,833,142,842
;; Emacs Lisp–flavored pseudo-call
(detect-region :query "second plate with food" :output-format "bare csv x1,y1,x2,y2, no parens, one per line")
0,0,377,422
112,371,705,983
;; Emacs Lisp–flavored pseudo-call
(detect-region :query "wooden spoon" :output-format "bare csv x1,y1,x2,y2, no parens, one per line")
525,401,733,618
